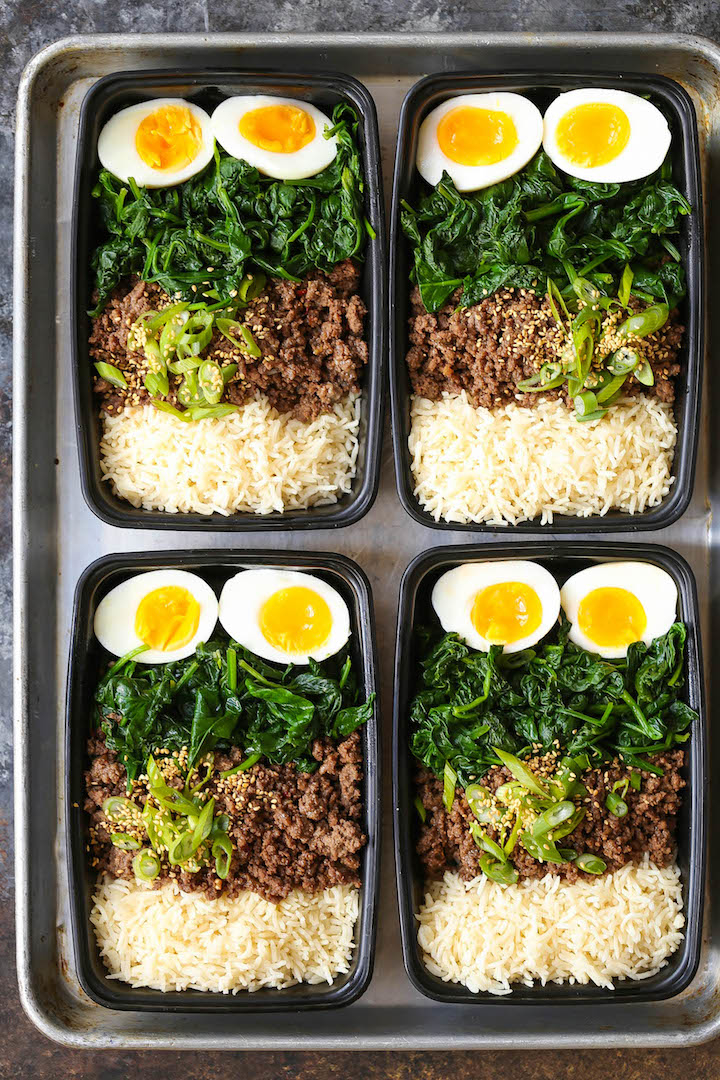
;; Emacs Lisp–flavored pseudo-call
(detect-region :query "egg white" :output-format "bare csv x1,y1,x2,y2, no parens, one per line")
218,569,351,665
97,99,215,188
431,560,561,654
542,88,672,183
416,92,544,192
211,96,338,181
560,561,677,659
94,569,219,664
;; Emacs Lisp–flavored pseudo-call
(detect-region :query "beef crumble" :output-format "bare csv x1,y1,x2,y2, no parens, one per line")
415,750,685,884
90,259,368,423
85,730,366,903
406,286,684,408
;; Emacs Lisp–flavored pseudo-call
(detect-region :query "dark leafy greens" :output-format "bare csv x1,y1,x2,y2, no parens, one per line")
410,619,695,787
401,150,690,314
96,640,374,789
90,102,369,316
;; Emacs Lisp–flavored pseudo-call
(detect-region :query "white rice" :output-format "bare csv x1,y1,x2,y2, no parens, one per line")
417,859,684,995
409,392,677,526
99,393,361,516
91,878,360,993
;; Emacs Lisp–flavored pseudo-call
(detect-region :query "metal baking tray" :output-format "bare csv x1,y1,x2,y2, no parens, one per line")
72,69,387,531
12,31,719,1049
393,540,706,1005
66,549,379,1012
389,71,704,533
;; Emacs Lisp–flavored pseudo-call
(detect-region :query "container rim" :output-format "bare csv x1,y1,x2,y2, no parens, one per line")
65,548,380,1012
388,69,705,533
392,540,707,1005
71,67,386,531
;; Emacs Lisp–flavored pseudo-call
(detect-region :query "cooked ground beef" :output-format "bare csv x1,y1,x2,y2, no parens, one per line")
415,749,685,884
85,730,366,903
89,259,368,423
406,286,684,408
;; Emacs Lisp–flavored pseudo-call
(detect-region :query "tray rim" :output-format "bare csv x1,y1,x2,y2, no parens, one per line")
13,28,720,1050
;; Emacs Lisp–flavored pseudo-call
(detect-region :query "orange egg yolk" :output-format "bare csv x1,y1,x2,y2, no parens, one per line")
238,104,316,154
260,586,332,654
555,102,630,168
135,105,203,171
577,587,647,648
135,586,201,652
471,582,542,645
437,106,518,166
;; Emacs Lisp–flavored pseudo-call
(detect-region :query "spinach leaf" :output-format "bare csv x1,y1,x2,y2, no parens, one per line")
403,150,690,313
95,639,373,787
409,622,696,786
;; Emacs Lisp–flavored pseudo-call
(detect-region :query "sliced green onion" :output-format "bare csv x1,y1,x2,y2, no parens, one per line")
575,852,607,874
550,806,586,841
465,784,498,824
617,303,669,339
198,360,224,405
503,812,523,856
521,831,570,864
238,272,266,303
492,748,548,797
606,790,628,817
191,797,216,849
479,854,518,884
606,776,630,818
596,372,627,404
531,800,575,837
629,770,642,791
575,390,600,418
94,361,128,389
216,319,262,357
133,849,161,882
212,833,233,879
443,761,458,812
168,829,199,865
150,398,192,422
102,796,142,822
144,369,169,398
607,346,640,376
220,753,261,779
414,795,427,823
634,360,655,386
110,832,141,851
548,756,588,801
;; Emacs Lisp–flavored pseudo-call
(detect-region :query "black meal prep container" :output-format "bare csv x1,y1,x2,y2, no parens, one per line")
72,70,386,530
66,549,380,1011
389,72,704,532
393,541,706,1004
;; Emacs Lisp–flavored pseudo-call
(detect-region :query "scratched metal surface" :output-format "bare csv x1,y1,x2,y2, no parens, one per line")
12,32,719,1048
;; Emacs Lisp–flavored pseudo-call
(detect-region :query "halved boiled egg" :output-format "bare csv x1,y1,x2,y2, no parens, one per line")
431,560,561,654
97,99,214,188
218,569,350,664
416,93,543,192
560,562,677,659
542,88,671,183
94,570,219,664
211,96,338,180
